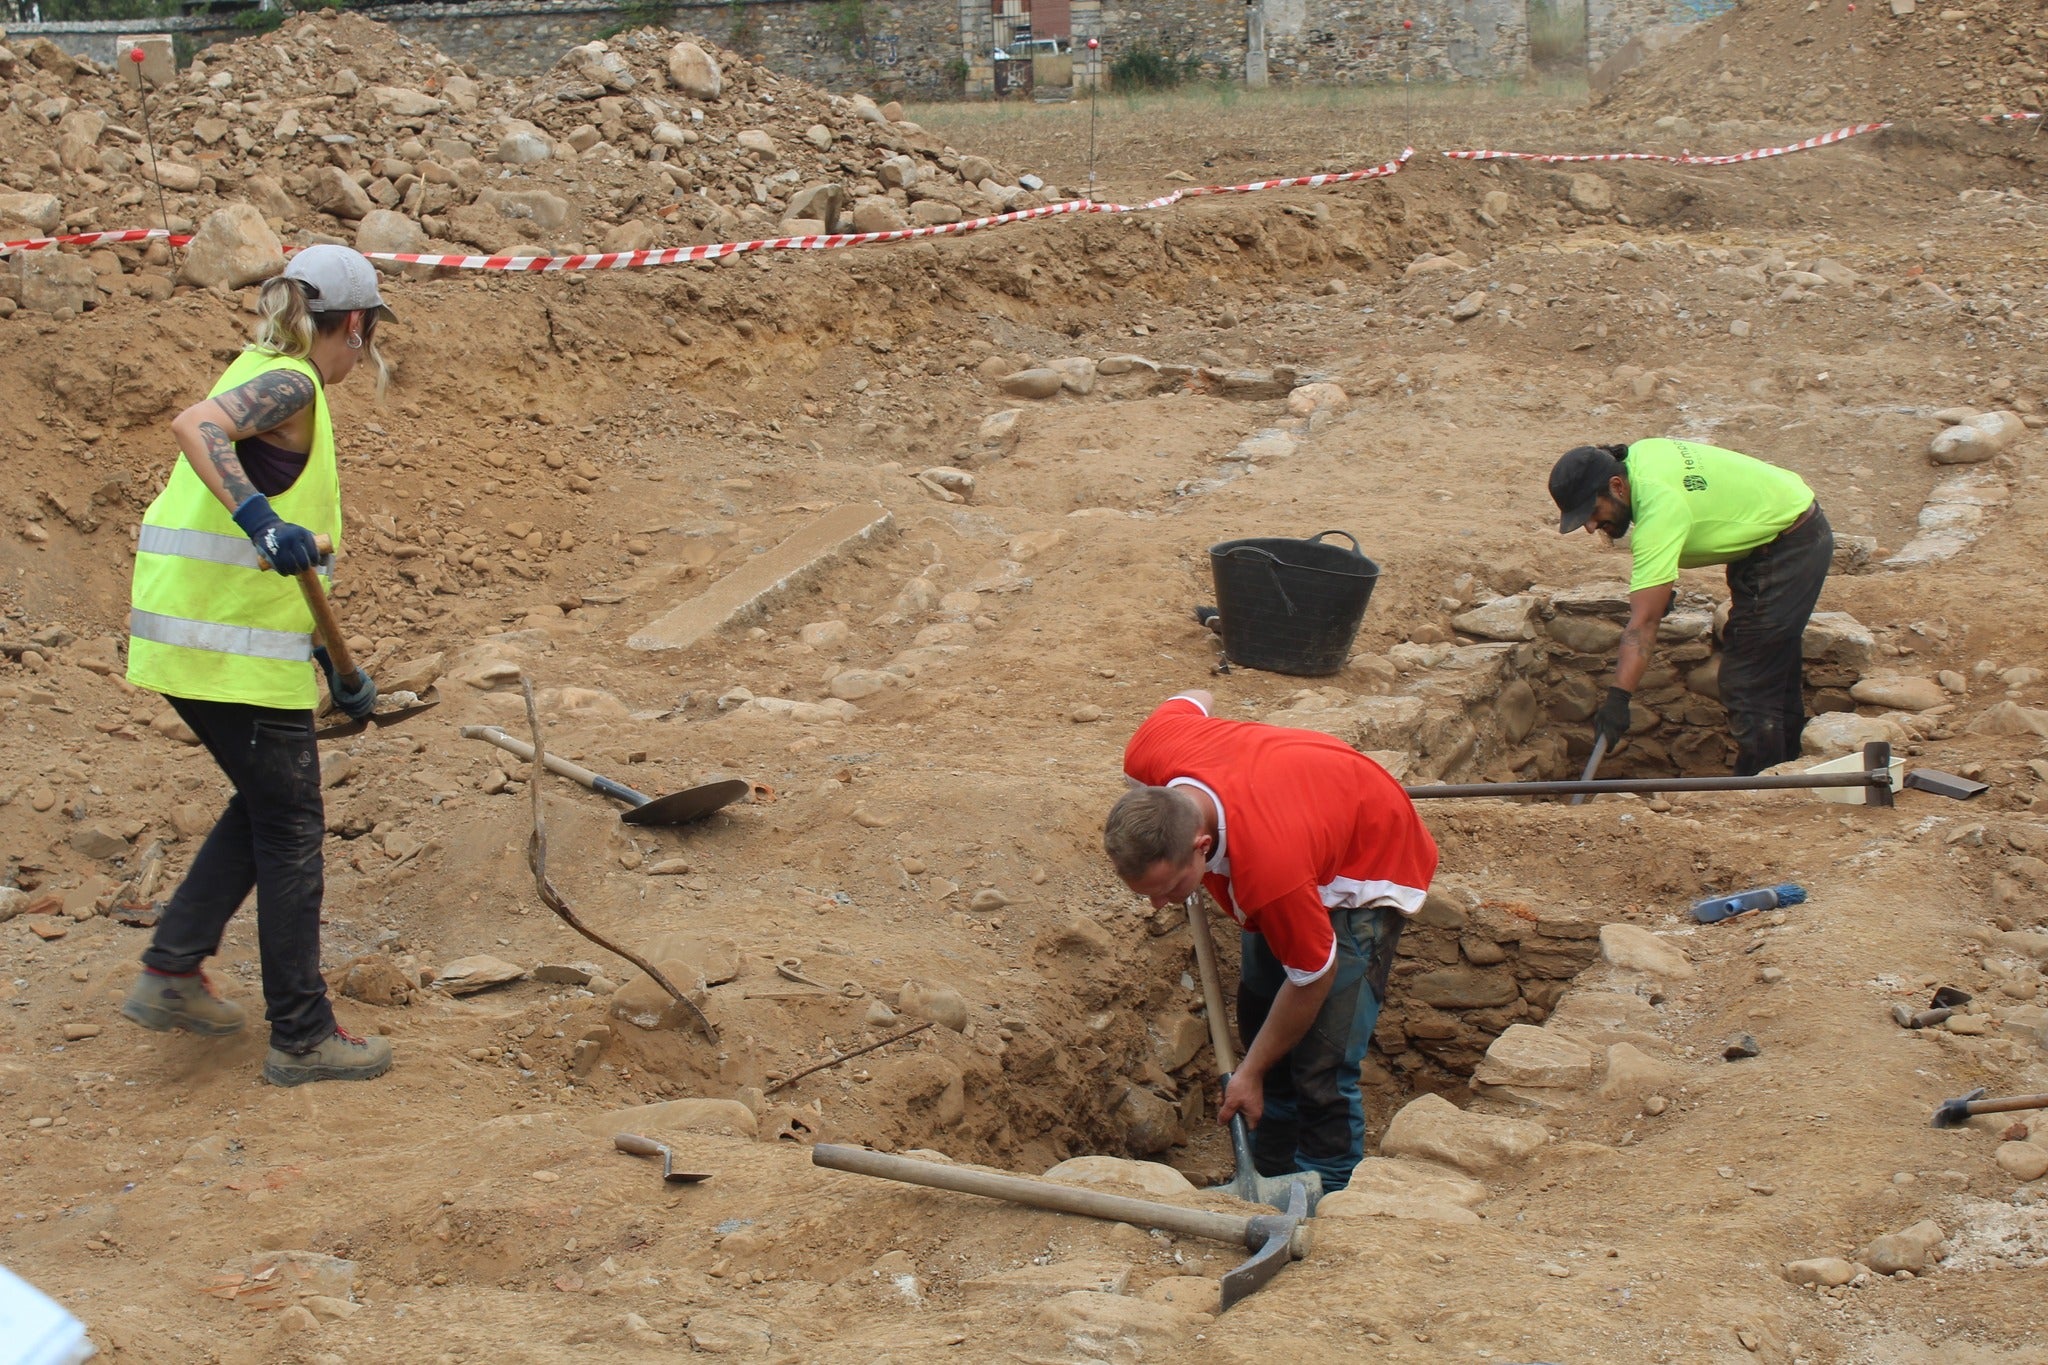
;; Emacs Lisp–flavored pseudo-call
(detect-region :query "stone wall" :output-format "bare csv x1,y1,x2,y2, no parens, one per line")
1378,886,1606,1089
11,0,1739,96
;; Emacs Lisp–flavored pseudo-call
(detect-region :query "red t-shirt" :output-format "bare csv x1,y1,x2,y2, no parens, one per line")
1123,696,1439,984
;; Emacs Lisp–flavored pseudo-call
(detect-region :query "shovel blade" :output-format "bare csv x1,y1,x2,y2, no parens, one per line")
621,777,751,827
314,691,441,740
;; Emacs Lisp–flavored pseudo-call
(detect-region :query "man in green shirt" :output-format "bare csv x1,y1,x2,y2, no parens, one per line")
1548,440,1833,776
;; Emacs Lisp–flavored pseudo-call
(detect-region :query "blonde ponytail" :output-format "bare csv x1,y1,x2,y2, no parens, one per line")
251,276,317,359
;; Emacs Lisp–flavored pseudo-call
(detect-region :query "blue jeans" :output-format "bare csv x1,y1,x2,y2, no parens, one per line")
1237,905,1401,1193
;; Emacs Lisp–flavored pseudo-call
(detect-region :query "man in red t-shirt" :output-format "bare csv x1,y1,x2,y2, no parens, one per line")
1104,690,1439,1193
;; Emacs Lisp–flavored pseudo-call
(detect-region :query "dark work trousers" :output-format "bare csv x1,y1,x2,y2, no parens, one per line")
1236,905,1403,1194
141,695,335,1053
1718,505,1834,777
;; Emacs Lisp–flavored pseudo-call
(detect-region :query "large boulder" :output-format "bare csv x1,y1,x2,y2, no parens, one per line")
1800,710,1908,757
1929,411,2026,465
244,175,296,222
600,219,657,254
561,41,635,92
368,86,447,117
13,249,98,315
878,154,919,189
850,196,907,233
667,41,722,99
1568,173,1613,214
1452,595,1540,642
474,187,574,234
1599,923,1695,979
1379,1093,1549,1174
139,159,202,193
494,132,552,165
0,191,63,235
306,166,373,222
785,182,844,230
180,205,284,289
353,209,425,273
1042,1156,1195,1198
1472,1024,1594,1089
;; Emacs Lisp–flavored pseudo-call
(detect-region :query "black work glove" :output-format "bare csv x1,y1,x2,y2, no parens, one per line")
1594,686,1633,748
232,494,320,576
314,646,378,721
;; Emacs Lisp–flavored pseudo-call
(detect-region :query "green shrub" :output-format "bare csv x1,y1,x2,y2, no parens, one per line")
1109,44,1196,91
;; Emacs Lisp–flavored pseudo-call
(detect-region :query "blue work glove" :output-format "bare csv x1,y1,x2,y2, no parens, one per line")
1593,686,1634,748
231,494,319,576
313,646,378,721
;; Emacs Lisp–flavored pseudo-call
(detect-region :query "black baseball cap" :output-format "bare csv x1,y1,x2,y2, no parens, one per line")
1549,445,1625,533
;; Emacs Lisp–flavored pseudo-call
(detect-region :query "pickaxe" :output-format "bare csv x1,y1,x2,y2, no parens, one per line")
1186,891,1322,1212
1929,1088,2048,1129
812,1144,1310,1309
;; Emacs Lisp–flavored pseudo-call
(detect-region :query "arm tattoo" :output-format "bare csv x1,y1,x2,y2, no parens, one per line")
195,419,259,507
213,370,317,437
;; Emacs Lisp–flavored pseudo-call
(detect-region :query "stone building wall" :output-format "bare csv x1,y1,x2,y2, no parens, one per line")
9,0,1737,96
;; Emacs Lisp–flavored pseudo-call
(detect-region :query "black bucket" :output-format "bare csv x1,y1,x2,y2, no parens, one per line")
1208,530,1380,676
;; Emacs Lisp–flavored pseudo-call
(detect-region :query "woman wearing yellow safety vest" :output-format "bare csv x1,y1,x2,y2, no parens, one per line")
119,245,394,1086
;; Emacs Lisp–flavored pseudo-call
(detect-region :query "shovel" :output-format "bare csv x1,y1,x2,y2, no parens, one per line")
461,725,750,827
1186,891,1322,1213
273,535,440,740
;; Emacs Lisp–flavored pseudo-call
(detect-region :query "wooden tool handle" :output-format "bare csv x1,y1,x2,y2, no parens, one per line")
812,1143,1260,1249
460,725,649,806
255,532,334,571
613,1133,667,1158
1186,892,1239,1073
252,534,352,678
1968,1093,2048,1117
296,568,359,682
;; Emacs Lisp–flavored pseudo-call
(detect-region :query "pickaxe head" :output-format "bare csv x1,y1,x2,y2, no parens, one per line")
1220,1177,1312,1310
1930,1087,1988,1129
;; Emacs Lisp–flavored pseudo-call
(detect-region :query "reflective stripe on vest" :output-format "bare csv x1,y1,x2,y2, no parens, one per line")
129,608,316,663
136,524,260,569
136,524,336,575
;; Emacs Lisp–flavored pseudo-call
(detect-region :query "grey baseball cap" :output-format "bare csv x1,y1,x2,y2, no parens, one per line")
282,244,397,323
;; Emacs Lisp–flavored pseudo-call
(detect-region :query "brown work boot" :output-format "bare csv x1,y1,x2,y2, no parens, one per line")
120,968,246,1036
263,1027,393,1087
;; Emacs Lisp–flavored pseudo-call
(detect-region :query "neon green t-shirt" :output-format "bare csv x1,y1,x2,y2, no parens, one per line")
1624,439,1814,592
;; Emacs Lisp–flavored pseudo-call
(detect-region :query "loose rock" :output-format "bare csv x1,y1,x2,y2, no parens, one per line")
1599,924,1696,979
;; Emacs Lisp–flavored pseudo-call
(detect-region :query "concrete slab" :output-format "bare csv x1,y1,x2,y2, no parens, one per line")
627,503,893,653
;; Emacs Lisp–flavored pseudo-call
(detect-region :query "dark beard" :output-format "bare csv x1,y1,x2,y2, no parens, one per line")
1600,503,1633,540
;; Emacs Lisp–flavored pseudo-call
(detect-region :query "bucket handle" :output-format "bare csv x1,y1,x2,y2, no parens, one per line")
1222,545,1298,616
1311,529,1364,557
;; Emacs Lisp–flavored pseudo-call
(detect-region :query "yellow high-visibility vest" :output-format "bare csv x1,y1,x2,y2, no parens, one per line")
126,350,344,710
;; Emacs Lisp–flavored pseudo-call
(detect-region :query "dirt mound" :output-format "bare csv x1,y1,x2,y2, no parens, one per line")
1,9,1061,317
1599,0,2048,127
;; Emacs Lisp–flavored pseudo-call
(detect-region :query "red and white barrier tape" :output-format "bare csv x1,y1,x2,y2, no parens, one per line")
1445,120,1890,166
1982,109,2042,122
0,123,1893,270
1,226,189,256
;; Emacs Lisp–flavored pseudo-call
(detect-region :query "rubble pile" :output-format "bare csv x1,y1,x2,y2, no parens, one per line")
0,10,1059,316
1599,0,2048,128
